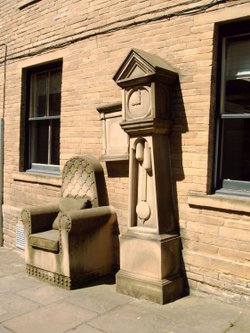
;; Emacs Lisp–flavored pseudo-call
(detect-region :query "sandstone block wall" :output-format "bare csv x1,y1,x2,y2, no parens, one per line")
0,0,249,304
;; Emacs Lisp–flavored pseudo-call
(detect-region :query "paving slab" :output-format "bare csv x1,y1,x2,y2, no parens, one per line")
88,299,170,333
0,292,39,323
3,302,97,333
66,323,108,333
0,324,12,333
0,249,25,277
17,283,71,306
227,312,250,333
0,273,42,294
66,283,133,314
153,296,248,333
87,294,250,333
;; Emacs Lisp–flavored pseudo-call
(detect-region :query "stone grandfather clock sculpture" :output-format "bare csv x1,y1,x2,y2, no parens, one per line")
113,49,186,304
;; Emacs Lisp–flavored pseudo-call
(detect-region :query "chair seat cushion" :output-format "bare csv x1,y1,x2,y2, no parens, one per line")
52,197,91,230
29,230,60,253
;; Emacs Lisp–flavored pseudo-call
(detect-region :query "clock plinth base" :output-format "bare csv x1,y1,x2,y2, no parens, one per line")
116,270,186,304
116,229,187,304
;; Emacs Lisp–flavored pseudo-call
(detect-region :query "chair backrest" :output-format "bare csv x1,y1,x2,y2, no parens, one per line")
61,155,108,207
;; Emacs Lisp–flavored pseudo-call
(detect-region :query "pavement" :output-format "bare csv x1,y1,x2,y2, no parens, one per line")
0,247,249,333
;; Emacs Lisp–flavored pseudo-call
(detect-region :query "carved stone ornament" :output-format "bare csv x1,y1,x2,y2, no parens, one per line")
21,155,117,290
113,48,177,87
127,86,151,120
97,102,129,161
114,49,187,304
113,48,178,129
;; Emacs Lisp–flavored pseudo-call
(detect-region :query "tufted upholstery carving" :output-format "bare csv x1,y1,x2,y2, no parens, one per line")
61,156,99,207
60,155,108,207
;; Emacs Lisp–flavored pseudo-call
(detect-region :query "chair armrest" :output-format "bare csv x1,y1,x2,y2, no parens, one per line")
21,204,59,234
60,206,117,234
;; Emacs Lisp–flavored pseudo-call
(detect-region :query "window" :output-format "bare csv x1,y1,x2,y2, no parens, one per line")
24,61,62,174
215,21,250,195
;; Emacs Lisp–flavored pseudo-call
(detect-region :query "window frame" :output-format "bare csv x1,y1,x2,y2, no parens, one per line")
214,20,250,197
23,61,62,175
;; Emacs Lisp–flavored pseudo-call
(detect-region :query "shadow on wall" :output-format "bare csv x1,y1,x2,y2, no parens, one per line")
106,160,129,178
104,160,129,268
170,77,189,294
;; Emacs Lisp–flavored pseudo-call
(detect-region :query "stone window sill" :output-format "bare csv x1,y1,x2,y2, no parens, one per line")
188,191,250,213
13,172,61,187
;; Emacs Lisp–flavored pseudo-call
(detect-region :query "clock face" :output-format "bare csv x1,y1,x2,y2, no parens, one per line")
127,86,151,120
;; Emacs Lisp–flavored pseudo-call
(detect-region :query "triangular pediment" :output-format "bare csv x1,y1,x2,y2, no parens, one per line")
113,48,177,85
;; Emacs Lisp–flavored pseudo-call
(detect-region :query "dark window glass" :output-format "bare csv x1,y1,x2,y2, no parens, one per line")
51,119,60,165
30,120,49,164
31,72,47,117
221,119,250,181
49,69,61,116
224,38,250,115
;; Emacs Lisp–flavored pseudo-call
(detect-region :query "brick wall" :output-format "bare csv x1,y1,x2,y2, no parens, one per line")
0,0,249,304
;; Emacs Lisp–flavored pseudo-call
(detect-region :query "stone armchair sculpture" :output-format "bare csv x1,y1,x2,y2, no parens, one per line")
21,155,118,289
